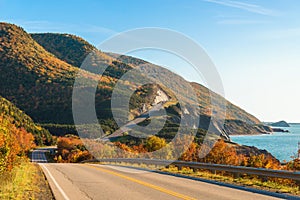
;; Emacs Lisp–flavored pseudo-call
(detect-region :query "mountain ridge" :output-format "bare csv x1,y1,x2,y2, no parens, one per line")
0,22,265,138
30,31,260,125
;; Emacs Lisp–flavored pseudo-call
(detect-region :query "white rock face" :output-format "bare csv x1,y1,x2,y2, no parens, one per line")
141,104,147,113
183,108,190,114
153,89,169,105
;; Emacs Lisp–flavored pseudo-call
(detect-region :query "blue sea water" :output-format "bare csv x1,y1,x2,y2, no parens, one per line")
230,125,300,162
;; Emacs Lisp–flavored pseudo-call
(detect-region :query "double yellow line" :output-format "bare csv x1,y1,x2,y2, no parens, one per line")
85,165,197,200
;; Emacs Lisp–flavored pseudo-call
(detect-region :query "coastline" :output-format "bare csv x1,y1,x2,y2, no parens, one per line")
230,133,271,137
230,127,299,162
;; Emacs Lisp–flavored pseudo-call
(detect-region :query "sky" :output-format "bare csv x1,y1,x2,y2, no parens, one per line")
1,0,300,122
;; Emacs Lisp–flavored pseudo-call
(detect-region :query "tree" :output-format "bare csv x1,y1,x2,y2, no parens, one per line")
145,136,166,152
180,142,198,161
0,117,35,172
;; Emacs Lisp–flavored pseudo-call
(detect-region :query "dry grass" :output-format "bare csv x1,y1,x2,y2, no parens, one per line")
162,166,299,195
0,159,53,200
96,162,299,195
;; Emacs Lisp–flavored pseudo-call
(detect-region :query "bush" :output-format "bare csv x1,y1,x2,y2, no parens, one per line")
55,135,92,163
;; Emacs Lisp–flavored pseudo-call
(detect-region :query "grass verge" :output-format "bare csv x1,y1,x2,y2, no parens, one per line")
162,166,299,195
0,159,53,200
96,162,299,196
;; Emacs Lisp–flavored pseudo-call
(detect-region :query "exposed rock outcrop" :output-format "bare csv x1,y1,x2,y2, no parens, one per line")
271,128,289,133
227,141,280,164
153,89,169,105
224,120,272,135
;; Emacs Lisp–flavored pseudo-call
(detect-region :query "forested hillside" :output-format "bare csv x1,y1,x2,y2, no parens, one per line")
31,32,260,125
31,32,264,136
0,116,35,173
31,33,96,68
0,22,267,139
0,96,52,145
0,23,101,124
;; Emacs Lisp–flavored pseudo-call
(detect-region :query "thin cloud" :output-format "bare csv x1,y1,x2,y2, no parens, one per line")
1,19,116,35
203,0,276,16
218,19,270,25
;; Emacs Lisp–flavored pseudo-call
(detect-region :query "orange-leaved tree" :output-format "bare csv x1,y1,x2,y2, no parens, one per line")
0,116,35,172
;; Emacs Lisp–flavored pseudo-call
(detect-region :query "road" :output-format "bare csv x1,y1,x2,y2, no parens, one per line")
31,148,49,163
31,149,286,200
100,103,164,141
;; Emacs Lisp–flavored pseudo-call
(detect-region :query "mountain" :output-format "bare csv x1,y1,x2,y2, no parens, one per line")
0,96,52,145
31,33,96,68
0,22,75,123
30,31,266,136
0,22,266,139
31,32,260,124
106,54,269,136
0,23,161,137
0,22,102,124
270,121,290,127
30,33,261,126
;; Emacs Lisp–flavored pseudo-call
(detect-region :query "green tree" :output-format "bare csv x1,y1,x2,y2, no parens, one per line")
145,136,166,152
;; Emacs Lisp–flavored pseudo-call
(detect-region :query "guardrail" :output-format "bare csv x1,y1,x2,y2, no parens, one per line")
83,158,300,183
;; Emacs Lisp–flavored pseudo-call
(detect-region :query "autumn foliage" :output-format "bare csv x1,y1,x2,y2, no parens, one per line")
0,117,35,173
180,140,280,169
55,135,92,163
112,138,280,169
286,150,300,171
59,134,280,171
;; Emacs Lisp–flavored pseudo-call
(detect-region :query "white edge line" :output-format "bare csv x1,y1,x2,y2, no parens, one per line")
40,164,70,200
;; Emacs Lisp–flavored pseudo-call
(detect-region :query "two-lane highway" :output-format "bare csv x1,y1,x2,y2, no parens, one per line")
39,163,283,200
31,150,285,200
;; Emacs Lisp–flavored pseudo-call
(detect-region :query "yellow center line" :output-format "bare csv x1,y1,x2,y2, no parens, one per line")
84,164,197,200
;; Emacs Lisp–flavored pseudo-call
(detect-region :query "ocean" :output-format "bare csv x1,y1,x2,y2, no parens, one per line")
230,124,300,162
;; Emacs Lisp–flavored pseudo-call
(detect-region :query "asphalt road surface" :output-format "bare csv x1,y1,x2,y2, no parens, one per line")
31,148,287,200
39,163,286,200
32,150,286,200
31,148,49,163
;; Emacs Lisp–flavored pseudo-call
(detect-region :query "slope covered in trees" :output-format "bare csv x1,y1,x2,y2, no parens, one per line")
0,23,101,124
0,96,52,145
0,116,35,173
0,98,45,176
32,32,259,124
31,33,96,68
0,22,268,140
32,32,263,135
0,23,159,138
0,23,77,123
108,53,260,125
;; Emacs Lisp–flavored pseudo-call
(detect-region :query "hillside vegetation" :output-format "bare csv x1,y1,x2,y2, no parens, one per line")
33,33,260,124
0,22,266,140
31,33,96,68
0,96,52,145
0,23,101,124
0,115,35,175
0,23,77,123
32,32,265,136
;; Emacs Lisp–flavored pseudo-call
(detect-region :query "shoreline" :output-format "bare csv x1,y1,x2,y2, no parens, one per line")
230,133,272,137
230,130,291,137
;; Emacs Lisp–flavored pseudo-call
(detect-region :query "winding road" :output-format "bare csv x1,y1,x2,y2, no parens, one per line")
30,149,290,200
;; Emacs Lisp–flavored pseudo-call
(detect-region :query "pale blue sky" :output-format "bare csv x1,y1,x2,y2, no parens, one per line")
1,0,300,122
